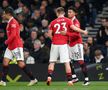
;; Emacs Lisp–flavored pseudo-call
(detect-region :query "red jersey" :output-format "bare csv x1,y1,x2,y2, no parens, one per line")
5,17,23,50
67,16,82,47
49,16,72,45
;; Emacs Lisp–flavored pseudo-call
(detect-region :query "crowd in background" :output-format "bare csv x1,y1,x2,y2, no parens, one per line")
0,0,108,64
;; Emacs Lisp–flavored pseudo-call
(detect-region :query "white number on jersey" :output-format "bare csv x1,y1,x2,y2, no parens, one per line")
54,22,67,34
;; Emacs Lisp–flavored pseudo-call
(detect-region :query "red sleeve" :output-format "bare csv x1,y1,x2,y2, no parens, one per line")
6,23,17,44
66,32,78,38
74,19,80,28
68,19,73,26
68,19,74,32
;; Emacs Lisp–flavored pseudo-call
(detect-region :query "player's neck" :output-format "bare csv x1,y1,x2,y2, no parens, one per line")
58,15,64,18
71,16,76,21
71,16,76,19
8,16,13,23
8,16,13,20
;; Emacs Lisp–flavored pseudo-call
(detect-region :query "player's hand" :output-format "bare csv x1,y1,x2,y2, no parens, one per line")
60,31,67,35
83,30,88,36
5,40,8,45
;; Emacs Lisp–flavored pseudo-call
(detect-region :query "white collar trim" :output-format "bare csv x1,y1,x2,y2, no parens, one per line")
8,17,13,23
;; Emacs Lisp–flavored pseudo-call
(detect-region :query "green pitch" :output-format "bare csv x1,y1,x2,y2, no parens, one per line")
0,82,108,90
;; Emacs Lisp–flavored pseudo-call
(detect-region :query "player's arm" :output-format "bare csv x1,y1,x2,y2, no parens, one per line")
47,30,53,40
5,24,16,45
60,26,88,37
48,22,53,40
70,25,88,35
60,30,78,37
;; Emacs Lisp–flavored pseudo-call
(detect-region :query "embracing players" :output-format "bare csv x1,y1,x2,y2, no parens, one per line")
46,7,87,86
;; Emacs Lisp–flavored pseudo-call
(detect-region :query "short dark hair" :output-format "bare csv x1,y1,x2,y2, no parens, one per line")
4,7,14,16
101,17,108,22
105,17,108,21
56,7,65,14
68,6,78,13
24,48,29,52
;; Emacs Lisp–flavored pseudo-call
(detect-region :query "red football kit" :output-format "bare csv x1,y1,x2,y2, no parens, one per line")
5,17,23,50
66,16,82,47
49,16,72,45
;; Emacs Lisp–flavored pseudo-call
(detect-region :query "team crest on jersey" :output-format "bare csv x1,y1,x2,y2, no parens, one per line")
11,24,16,28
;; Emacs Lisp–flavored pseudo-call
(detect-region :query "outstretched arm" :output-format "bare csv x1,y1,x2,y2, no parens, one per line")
60,31,78,37
70,25,88,35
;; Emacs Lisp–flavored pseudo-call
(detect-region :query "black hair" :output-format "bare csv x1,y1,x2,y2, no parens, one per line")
4,7,14,16
4,7,21,24
68,6,78,13
105,17,108,21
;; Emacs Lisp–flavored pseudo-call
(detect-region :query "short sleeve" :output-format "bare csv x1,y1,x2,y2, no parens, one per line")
74,20,80,28
68,19,73,26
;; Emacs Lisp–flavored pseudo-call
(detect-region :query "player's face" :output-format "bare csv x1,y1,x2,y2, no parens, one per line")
105,21,108,27
2,11,9,20
68,10,76,18
101,19,106,26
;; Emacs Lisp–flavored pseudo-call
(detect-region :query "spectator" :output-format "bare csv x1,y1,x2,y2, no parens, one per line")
20,24,29,41
87,36,106,63
24,30,38,51
17,13,25,24
14,1,24,14
41,0,56,21
74,1,86,29
46,0,57,22
48,0,57,8
83,42,90,63
22,5,31,22
24,48,35,64
96,17,108,45
31,9,42,28
2,0,12,10
44,32,51,48
0,29,6,63
40,5,48,20
31,9,40,20
0,7,3,23
60,0,68,11
25,19,38,33
89,3,97,27
87,36,95,47
39,34,46,48
30,0,41,10
86,36,95,62
31,40,49,63
66,0,75,8
104,40,108,57
80,0,90,25
30,0,41,11
94,49,104,63
41,0,48,8
41,19,49,33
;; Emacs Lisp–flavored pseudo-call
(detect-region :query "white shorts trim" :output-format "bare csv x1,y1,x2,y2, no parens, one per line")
4,47,24,61
49,44,70,63
69,44,84,61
